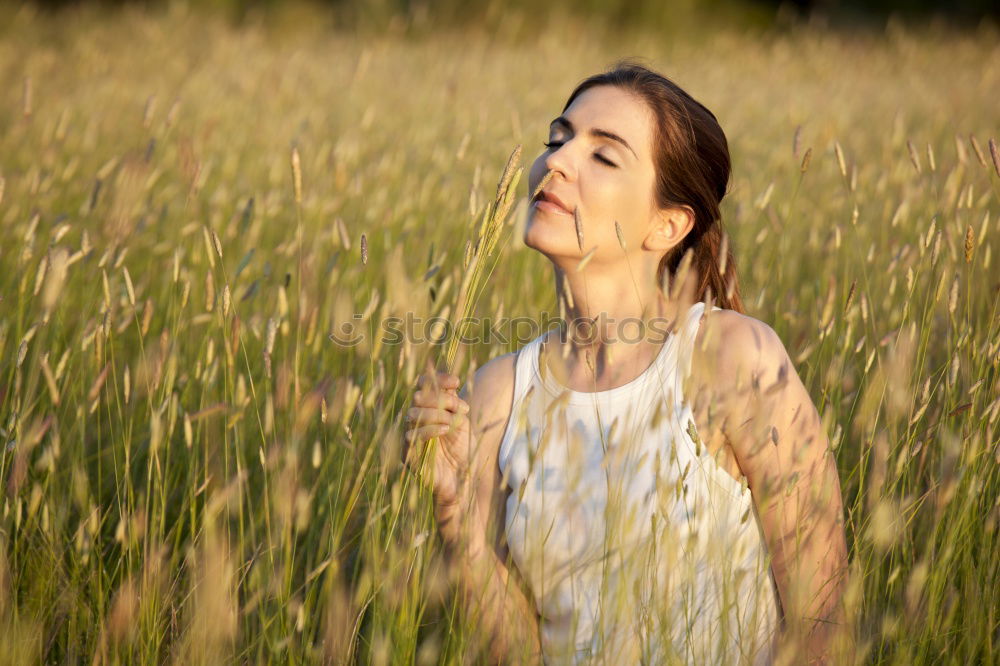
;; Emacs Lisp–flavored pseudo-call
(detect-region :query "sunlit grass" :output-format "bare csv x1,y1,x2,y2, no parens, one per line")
0,3,998,664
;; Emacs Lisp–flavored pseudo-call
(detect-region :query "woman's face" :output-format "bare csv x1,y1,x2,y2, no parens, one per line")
524,84,662,269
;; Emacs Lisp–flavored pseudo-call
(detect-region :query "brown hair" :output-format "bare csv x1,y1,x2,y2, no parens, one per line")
561,59,745,314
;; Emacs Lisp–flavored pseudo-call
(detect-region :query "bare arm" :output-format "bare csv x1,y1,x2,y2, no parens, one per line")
688,312,851,663
441,498,544,665
436,356,543,664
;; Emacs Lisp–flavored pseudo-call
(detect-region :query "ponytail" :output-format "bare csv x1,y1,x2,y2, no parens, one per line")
657,223,745,314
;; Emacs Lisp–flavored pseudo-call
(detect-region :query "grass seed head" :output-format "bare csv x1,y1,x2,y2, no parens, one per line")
291,146,303,204
42,248,70,313
463,239,473,269
496,144,522,198
835,141,847,178
123,266,136,306
22,76,32,118
211,229,223,260
101,268,112,312
668,247,695,302
205,271,215,312
970,134,987,167
573,206,584,252
265,318,277,356
142,95,157,128
844,279,857,314
800,147,812,173
948,274,959,315
336,217,351,250
577,246,597,272
954,133,968,163
202,226,216,269
530,169,555,201
560,271,575,309
33,255,48,297
906,139,921,173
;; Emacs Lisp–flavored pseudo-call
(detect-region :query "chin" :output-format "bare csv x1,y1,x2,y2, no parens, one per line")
523,216,574,257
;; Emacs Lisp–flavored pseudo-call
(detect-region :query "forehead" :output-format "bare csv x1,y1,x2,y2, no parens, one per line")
559,85,653,158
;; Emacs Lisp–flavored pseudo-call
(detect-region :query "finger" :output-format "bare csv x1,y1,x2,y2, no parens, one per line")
406,406,444,429
437,372,460,390
413,385,451,410
412,391,470,413
436,389,466,411
404,423,452,445
413,386,439,407
406,406,440,429
407,407,468,430
422,359,460,390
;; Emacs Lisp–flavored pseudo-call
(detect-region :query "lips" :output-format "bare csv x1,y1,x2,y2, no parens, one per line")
534,189,573,216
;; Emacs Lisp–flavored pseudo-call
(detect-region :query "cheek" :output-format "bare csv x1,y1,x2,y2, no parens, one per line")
586,184,653,249
595,178,652,224
586,177,644,225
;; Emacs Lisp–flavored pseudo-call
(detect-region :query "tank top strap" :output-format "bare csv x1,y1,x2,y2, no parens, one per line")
512,333,545,405
672,302,723,401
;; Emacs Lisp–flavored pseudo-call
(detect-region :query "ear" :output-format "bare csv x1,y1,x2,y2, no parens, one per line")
643,204,694,252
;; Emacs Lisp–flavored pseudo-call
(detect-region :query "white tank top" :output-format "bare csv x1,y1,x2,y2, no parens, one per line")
497,301,780,665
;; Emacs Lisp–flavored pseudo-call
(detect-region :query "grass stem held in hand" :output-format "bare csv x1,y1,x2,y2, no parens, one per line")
385,145,523,549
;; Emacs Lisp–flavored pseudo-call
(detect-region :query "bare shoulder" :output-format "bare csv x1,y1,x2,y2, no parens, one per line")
458,350,520,559
459,352,517,485
689,307,791,394
459,350,518,446
690,307,827,480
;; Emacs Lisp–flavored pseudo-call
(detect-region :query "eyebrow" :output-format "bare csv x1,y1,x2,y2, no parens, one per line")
549,116,638,159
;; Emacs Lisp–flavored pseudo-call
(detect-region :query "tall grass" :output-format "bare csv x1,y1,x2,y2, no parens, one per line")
0,4,998,664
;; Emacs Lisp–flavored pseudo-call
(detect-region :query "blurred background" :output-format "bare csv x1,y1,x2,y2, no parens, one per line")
0,0,998,664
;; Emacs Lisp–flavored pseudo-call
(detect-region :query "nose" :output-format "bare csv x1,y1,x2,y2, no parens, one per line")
543,141,574,182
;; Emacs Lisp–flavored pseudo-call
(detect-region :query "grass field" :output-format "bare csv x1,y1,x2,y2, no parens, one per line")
0,3,998,663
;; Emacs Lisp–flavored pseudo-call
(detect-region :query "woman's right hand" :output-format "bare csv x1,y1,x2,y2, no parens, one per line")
402,358,474,514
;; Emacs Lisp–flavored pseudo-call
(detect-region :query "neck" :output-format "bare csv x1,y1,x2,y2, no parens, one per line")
544,264,692,390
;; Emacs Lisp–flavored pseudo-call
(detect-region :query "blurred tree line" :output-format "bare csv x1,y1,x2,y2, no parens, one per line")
22,0,1000,34
782,0,998,23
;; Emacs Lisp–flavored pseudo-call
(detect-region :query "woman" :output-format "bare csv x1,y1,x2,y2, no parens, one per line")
403,61,849,665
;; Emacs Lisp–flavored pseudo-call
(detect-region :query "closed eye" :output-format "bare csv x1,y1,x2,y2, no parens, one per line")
543,141,618,168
